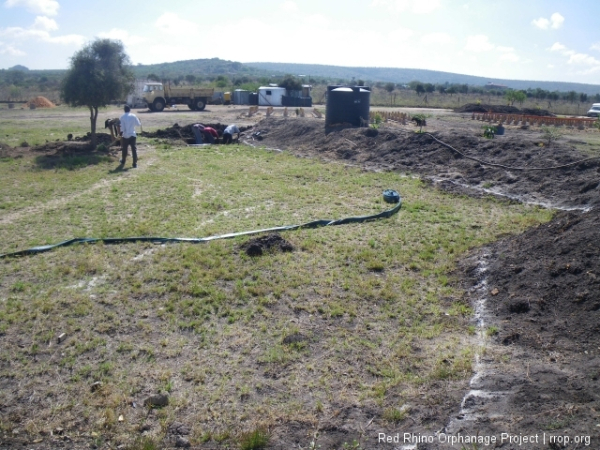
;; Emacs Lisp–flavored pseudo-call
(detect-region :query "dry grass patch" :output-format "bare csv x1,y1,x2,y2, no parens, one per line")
0,142,552,448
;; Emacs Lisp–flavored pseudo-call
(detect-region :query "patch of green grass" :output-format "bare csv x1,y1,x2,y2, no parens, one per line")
383,406,409,423
239,427,270,450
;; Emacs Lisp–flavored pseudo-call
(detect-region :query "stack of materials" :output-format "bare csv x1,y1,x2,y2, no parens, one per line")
25,96,56,108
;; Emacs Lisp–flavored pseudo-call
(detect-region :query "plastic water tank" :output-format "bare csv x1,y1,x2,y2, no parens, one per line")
325,86,371,127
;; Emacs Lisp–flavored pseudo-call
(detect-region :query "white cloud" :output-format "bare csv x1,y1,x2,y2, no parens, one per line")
45,34,84,45
548,42,567,52
550,13,564,29
0,41,26,55
567,52,600,67
548,41,600,71
412,0,441,14
371,0,441,14
304,14,330,28
420,32,453,45
496,46,514,53
4,0,59,16
532,17,549,29
463,35,519,64
155,13,198,36
280,1,298,12
387,27,414,43
591,42,600,52
0,26,48,39
464,35,494,52
499,52,519,62
97,28,145,46
0,18,84,46
31,15,58,31
532,12,564,30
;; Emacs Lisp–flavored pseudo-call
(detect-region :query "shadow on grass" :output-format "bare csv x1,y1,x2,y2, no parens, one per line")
34,153,114,170
108,162,135,174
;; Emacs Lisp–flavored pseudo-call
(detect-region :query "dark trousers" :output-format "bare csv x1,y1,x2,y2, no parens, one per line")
222,132,233,144
121,136,137,163
192,127,204,144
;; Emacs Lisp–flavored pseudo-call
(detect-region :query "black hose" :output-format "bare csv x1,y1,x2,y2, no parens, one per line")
388,125,599,171
422,132,600,171
0,191,401,258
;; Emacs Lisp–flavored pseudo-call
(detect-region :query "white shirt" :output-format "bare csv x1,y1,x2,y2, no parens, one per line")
120,112,141,138
224,124,239,134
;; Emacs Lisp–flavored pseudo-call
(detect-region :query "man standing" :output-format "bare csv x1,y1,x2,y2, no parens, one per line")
119,105,142,168
222,124,240,144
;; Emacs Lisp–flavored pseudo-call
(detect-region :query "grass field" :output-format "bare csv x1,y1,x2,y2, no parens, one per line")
0,110,554,448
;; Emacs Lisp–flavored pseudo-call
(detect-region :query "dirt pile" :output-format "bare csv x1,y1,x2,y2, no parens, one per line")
26,96,55,108
240,233,294,256
250,117,600,211
451,209,600,444
141,123,252,143
455,103,554,116
522,107,555,116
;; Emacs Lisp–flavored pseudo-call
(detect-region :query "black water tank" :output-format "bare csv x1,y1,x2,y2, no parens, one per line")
325,86,370,127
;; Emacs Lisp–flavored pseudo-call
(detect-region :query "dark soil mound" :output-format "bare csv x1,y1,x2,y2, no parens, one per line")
455,104,555,117
142,123,253,143
240,233,294,256
488,210,600,351
455,103,521,114
0,142,16,158
72,132,116,146
29,132,116,154
454,209,600,442
0,133,118,159
251,117,600,211
522,107,555,116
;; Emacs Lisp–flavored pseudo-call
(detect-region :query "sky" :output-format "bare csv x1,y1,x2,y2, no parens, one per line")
1,0,600,85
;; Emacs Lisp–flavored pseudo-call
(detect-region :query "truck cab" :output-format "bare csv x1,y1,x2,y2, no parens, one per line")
142,83,166,111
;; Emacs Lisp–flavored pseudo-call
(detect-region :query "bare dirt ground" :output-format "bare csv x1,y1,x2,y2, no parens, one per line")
2,105,599,448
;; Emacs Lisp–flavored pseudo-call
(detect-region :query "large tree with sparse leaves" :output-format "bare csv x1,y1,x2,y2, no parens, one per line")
61,39,135,146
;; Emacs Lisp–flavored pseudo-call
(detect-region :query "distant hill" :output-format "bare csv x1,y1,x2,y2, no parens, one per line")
131,58,266,79
4,58,600,99
245,62,600,96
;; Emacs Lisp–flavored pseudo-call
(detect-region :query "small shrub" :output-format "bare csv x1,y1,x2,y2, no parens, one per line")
412,114,428,133
130,436,159,450
20,141,29,147
541,126,564,146
383,407,408,423
371,112,383,129
239,427,270,450
486,325,499,336
482,126,496,139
